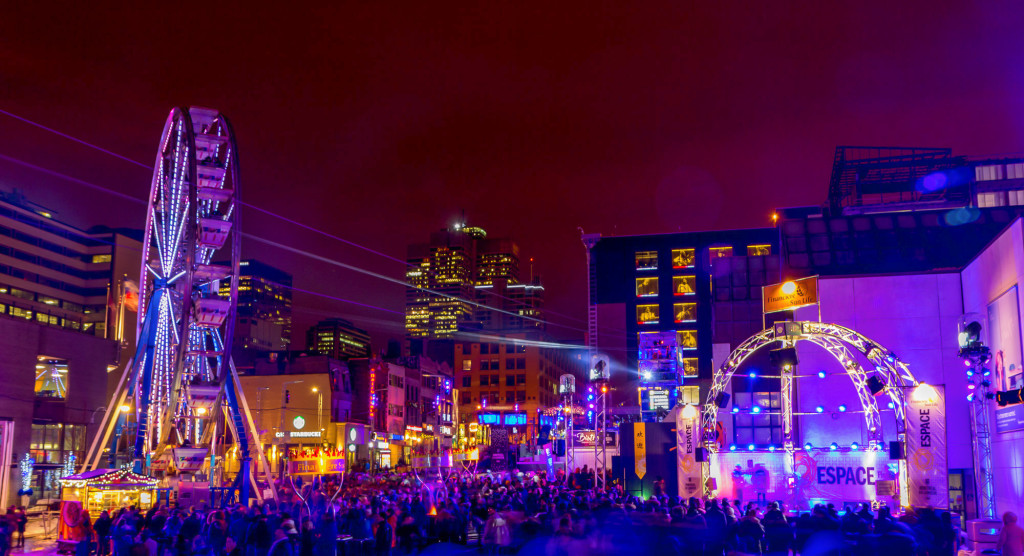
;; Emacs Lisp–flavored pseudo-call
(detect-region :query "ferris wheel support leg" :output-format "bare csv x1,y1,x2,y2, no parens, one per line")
132,290,167,472
85,360,134,470
227,359,278,504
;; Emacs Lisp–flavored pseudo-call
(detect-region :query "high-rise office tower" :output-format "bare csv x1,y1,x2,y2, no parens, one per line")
405,222,543,340
221,259,293,361
306,318,371,360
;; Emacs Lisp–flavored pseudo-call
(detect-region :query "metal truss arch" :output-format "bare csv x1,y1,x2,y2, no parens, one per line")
701,321,918,454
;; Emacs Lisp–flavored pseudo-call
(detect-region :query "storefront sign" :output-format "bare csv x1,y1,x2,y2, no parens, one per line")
634,423,647,480
172,448,208,472
676,410,702,498
287,456,345,476
906,385,948,508
275,431,321,439
573,430,617,447
763,276,818,314
996,404,1024,433
713,451,896,509
439,426,453,436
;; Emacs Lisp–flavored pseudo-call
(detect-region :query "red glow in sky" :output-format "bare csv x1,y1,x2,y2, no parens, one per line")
2,2,1024,345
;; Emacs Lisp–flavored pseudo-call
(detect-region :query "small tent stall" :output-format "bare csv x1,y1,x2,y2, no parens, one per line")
59,468,159,519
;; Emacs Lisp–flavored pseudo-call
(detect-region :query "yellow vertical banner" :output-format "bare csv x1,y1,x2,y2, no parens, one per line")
634,422,647,479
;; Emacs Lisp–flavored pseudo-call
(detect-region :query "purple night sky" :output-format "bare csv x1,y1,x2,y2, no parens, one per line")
3,2,1024,345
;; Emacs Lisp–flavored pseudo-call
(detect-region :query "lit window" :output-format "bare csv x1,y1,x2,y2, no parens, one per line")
671,249,695,268
747,244,772,256
1008,163,1024,180
91,254,112,264
462,360,472,371
682,358,698,377
979,192,1007,208
635,277,659,297
674,303,696,323
679,385,700,405
637,304,659,324
35,356,68,400
635,251,658,270
1010,190,1024,206
709,247,733,260
672,276,695,295
677,330,697,350
976,164,1005,181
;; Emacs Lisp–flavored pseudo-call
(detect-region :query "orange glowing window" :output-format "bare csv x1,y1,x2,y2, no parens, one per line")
677,330,697,350
709,246,733,260
635,251,658,270
682,358,698,377
637,304,659,324
747,244,772,256
672,249,695,268
636,277,659,297
673,276,695,296
674,303,696,323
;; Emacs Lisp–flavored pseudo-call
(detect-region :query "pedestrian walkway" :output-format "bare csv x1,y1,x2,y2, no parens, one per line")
10,536,59,556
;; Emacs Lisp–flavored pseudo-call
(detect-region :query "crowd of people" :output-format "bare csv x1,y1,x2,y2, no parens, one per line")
53,468,1024,556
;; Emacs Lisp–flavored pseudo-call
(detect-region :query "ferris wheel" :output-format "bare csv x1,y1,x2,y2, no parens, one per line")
85,108,272,501
131,106,240,451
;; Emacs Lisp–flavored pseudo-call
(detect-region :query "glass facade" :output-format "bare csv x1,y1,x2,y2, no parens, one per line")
672,249,695,268
674,303,696,323
732,391,783,446
637,304,659,324
672,276,695,295
35,356,68,399
677,330,697,350
635,251,658,270
709,246,733,260
635,277,659,297
747,244,772,256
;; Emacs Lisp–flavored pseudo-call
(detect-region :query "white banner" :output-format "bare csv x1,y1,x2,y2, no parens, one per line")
172,448,209,472
906,384,948,508
676,410,702,498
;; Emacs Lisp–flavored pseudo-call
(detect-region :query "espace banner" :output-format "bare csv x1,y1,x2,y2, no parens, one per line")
713,450,897,509
676,411,702,498
906,385,948,508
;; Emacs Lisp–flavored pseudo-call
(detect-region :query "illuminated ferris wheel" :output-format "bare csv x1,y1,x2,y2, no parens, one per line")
131,106,241,452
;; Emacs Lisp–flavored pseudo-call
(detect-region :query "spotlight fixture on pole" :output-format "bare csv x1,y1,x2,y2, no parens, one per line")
958,317,996,519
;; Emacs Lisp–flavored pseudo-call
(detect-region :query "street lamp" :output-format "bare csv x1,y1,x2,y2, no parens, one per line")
312,386,323,434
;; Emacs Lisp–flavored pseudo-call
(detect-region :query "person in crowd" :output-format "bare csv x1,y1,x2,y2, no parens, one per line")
998,511,1024,556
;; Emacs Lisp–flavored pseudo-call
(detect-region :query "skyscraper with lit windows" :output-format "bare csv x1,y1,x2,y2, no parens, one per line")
220,259,293,363
306,317,371,360
405,223,544,340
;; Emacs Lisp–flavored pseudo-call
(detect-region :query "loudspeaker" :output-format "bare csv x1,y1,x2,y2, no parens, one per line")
868,376,886,395
769,347,798,370
889,441,905,460
695,447,707,462
997,388,1024,407
714,392,731,408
